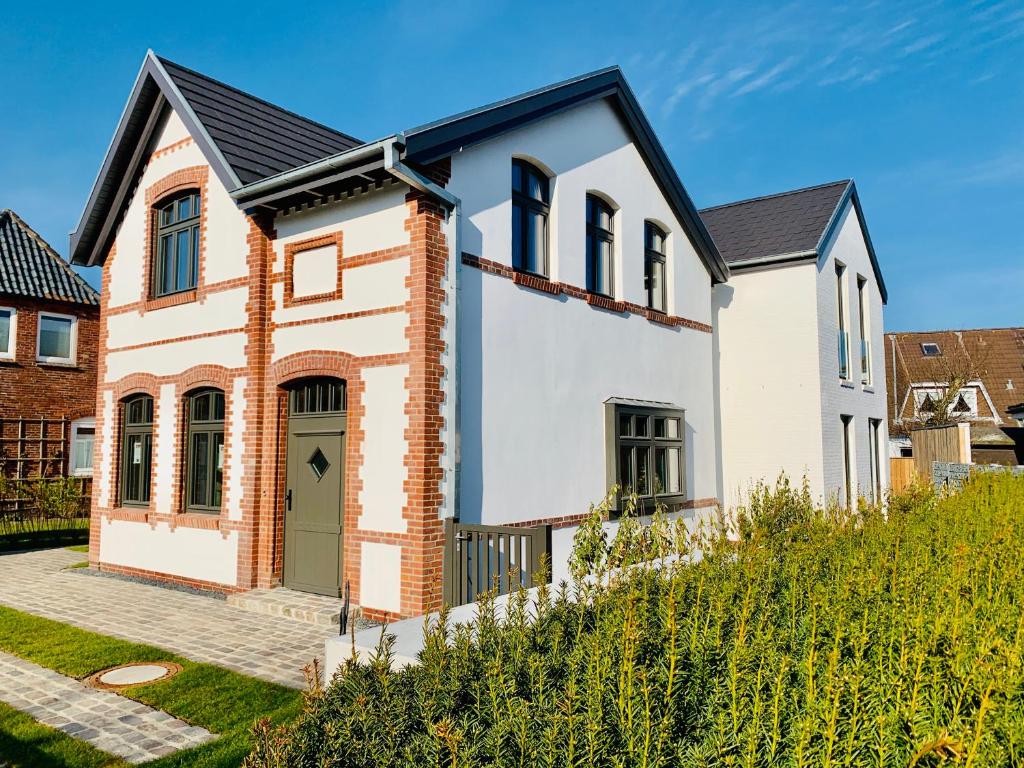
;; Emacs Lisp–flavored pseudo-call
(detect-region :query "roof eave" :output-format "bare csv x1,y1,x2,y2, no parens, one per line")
816,180,888,304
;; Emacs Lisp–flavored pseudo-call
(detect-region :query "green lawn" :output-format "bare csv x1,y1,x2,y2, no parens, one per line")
0,606,304,767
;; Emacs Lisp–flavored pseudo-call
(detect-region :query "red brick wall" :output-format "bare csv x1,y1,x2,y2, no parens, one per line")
0,296,99,421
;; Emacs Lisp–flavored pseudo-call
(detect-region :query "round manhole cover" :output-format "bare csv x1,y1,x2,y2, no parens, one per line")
86,662,182,690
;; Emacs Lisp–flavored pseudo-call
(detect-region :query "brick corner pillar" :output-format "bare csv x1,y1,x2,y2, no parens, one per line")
400,169,451,618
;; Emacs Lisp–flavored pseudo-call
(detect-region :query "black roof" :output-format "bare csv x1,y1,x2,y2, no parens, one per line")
1,210,98,306
699,180,850,264
699,179,887,303
157,56,361,186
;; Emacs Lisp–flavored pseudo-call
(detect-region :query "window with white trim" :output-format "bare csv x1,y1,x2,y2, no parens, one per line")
36,312,77,364
70,418,96,477
0,307,16,360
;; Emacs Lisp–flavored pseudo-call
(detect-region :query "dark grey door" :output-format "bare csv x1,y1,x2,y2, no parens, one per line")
283,379,347,596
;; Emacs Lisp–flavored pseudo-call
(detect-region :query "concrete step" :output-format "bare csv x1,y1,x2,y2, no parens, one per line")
226,588,356,627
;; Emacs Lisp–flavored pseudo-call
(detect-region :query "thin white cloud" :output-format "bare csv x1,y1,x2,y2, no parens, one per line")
901,32,945,55
733,56,799,96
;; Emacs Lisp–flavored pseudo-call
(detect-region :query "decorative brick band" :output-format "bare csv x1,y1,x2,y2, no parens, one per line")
462,253,713,334
95,562,245,594
150,137,194,161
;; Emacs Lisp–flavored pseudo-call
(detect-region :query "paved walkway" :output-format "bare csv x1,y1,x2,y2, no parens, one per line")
0,651,215,763
0,549,337,689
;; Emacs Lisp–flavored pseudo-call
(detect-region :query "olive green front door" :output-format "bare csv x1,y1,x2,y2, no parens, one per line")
283,408,346,596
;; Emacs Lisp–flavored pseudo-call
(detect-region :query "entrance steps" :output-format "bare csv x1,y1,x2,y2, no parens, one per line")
226,588,356,627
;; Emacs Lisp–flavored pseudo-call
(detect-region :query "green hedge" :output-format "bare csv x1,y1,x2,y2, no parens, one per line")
246,473,1024,767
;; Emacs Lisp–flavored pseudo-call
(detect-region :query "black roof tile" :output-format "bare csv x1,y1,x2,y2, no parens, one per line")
0,210,98,305
699,180,850,264
158,57,362,186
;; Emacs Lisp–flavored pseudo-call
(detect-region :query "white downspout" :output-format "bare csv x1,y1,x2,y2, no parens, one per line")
384,138,461,521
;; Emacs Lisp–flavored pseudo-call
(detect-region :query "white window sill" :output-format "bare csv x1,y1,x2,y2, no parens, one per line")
840,380,855,389
36,358,78,367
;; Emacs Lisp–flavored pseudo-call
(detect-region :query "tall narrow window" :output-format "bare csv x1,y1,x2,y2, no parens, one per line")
586,195,614,297
644,222,667,312
836,263,849,379
70,418,95,477
186,389,225,513
858,276,871,385
840,414,853,508
121,395,154,506
0,307,15,360
868,418,882,503
511,160,549,277
154,190,201,297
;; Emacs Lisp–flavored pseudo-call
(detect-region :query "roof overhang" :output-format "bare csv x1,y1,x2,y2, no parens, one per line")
70,51,243,267
723,181,888,304
399,66,729,285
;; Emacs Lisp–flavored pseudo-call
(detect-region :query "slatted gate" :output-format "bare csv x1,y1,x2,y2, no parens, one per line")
443,520,551,606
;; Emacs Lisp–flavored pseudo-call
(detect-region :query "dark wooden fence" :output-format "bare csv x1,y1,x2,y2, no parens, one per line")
443,520,551,607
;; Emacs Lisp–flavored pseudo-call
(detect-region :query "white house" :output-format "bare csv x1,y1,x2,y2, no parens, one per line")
70,52,887,619
704,181,889,510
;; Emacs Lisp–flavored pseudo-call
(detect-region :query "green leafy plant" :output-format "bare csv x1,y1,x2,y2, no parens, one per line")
247,472,1024,767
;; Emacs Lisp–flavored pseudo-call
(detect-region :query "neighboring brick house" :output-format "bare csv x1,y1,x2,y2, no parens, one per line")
69,52,887,618
0,209,100,479
885,328,1024,464
704,181,889,509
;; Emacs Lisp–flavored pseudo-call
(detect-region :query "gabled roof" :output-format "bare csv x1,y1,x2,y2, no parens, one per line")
885,327,1024,426
699,180,887,302
71,51,361,266
1,210,98,306
400,66,728,284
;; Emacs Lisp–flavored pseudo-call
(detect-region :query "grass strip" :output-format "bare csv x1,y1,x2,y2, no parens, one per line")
0,605,303,767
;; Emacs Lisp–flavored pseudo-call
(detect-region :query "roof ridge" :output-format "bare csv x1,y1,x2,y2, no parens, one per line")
699,179,851,213
886,327,1024,336
1,210,99,302
155,54,361,145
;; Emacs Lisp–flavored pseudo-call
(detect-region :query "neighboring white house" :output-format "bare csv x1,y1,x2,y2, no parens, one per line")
69,52,887,618
704,181,889,510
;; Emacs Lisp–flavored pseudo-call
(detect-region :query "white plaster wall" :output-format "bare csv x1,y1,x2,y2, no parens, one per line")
106,287,248,348
104,333,247,382
99,519,239,586
816,201,889,503
448,99,711,322
449,98,718,540
269,258,410,323
712,262,825,510
360,541,402,614
271,314,407,362
108,108,249,309
358,365,410,533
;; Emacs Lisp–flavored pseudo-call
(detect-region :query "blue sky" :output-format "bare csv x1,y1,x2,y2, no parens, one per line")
1,0,1021,331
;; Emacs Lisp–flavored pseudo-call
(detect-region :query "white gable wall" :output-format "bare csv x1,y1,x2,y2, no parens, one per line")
816,201,889,504
448,98,720,570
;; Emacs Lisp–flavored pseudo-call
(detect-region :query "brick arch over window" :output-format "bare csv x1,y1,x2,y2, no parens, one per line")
269,351,357,387
143,166,209,311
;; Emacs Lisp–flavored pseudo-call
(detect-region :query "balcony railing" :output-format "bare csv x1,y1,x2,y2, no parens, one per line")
838,330,850,379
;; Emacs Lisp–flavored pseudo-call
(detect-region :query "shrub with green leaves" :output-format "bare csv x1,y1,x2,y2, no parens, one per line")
247,472,1024,767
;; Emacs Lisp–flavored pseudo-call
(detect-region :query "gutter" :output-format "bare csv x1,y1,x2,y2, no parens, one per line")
726,248,818,271
383,137,462,522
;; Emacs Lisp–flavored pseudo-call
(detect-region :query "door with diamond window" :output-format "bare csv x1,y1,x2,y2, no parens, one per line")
283,379,346,596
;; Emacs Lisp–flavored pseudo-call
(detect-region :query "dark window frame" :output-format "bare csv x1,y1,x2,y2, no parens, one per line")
586,194,615,297
511,159,550,278
289,378,347,417
153,190,201,298
644,222,668,312
841,414,853,508
185,388,225,514
605,402,686,513
120,395,154,507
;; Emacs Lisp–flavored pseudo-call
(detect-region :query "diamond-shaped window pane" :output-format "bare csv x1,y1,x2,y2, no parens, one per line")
308,448,330,480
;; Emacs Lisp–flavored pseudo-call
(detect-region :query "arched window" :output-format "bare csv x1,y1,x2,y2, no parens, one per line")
186,389,225,512
586,194,615,297
154,190,201,297
644,222,667,313
121,395,154,506
511,159,550,277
